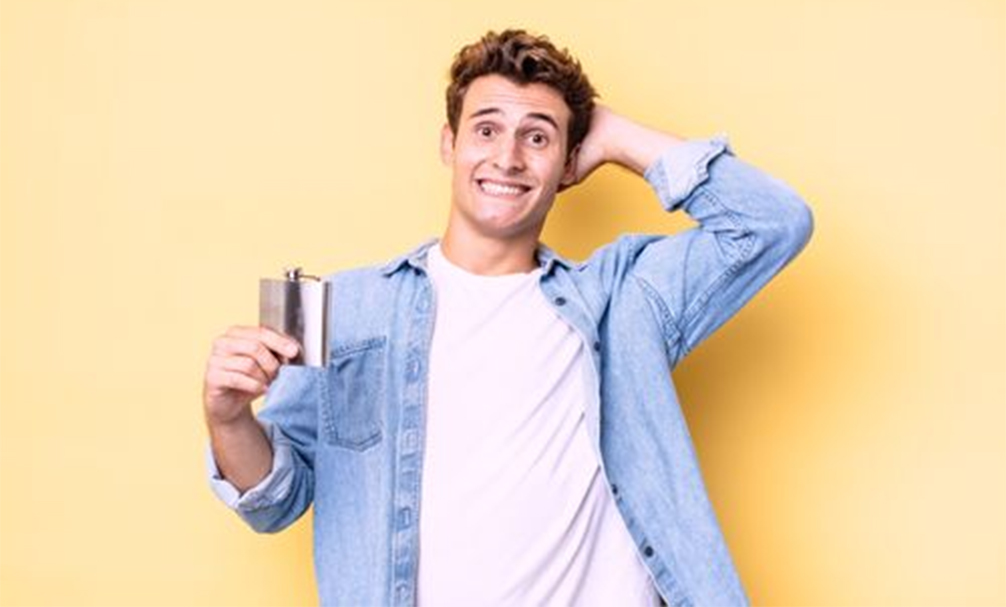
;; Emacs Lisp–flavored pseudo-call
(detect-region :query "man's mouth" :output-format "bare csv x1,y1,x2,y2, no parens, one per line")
477,179,532,197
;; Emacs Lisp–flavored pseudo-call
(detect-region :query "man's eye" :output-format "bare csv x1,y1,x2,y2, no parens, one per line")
528,132,548,146
478,126,495,138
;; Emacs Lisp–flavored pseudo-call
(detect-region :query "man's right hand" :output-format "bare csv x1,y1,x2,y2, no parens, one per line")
563,105,686,187
203,326,301,428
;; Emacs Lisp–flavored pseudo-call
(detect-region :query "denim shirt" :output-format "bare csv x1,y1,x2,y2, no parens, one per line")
208,136,814,607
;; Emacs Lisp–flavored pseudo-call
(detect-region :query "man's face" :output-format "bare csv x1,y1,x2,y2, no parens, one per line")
441,74,576,244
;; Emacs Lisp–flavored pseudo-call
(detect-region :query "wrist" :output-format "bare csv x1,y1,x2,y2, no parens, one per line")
206,406,258,436
606,115,685,176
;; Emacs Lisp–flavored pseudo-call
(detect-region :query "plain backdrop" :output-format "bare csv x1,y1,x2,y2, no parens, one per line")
1,0,1004,605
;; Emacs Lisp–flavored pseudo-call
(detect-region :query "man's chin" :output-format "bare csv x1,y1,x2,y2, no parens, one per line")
474,216,549,243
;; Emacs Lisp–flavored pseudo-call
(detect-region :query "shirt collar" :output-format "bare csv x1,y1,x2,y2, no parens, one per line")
379,239,576,276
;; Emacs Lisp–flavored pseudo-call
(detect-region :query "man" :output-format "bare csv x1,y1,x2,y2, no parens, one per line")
204,29,812,607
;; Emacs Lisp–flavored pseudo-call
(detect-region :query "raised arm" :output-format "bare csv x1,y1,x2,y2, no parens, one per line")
570,106,813,367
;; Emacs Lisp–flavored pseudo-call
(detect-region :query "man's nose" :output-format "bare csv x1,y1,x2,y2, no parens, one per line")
493,136,526,173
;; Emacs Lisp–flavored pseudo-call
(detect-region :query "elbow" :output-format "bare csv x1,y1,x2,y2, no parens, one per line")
242,507,287,534
763,191,814,263
242,505,298,534
237,472,313,535
785,194,815,253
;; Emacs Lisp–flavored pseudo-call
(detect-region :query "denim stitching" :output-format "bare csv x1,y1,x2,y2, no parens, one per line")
678,189,757,356
330,336,387,357
633,274,682,360
323,337,386,450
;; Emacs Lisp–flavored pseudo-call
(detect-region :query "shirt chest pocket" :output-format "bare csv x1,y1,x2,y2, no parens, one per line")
320,337,386,451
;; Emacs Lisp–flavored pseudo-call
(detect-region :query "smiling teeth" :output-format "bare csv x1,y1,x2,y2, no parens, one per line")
480,181,526,196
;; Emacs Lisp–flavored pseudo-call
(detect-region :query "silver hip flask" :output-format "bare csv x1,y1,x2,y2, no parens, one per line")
259,267,330,367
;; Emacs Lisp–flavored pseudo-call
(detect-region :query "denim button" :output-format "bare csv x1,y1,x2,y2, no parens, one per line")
398,507,412,528
403,406,420,430
643,545,654,557
406,358,421,383
394,559,410,579
611,484,619,495
554,296,567,306
593,340,601,352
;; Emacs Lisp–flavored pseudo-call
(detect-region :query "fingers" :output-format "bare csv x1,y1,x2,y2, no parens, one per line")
204,364,268,398
214,327,298,374
203,362,266,426
205,326,301,402
212,337,279,382
226,325,301,360
204,325,303,426
209,352,271,386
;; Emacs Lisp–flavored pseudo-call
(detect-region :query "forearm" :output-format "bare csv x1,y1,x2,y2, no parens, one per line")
207,412,273,493
596,110,687,176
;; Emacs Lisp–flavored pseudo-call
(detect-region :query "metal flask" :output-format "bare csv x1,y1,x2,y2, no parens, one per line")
259,267,330,367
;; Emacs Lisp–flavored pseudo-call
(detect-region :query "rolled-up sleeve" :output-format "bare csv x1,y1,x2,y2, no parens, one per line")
206,420,297,512
644,134,734,210
205,364,321,533
633,135,814,367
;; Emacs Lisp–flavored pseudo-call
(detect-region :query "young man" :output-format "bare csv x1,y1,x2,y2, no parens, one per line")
204,30,812,607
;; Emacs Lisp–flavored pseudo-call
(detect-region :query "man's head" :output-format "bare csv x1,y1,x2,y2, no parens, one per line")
445,29,597,160
439,30,597,261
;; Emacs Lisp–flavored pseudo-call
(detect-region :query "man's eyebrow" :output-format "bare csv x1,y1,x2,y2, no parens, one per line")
469,107,503,120
525,112,560,131
468,107,560,131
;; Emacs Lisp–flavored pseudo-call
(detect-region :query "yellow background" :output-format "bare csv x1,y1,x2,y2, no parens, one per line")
1,0,1003,605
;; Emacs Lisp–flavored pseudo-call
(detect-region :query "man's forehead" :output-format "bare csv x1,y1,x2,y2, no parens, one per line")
461,76,570,128
468,107,561,131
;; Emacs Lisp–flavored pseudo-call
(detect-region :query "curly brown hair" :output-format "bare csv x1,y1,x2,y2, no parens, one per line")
445,29,597,157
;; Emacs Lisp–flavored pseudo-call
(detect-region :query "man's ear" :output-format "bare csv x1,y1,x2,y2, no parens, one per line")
440,124,455,166
559,144,581,189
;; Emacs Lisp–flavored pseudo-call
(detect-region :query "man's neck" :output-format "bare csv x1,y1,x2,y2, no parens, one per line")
439,229,539,276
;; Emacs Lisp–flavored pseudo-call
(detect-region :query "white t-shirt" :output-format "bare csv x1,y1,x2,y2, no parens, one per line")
417,244,658,607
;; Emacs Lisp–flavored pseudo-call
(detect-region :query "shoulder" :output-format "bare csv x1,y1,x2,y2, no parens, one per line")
571,233,668,285
323,243,433,318
322,250,427,346
324,240,436,289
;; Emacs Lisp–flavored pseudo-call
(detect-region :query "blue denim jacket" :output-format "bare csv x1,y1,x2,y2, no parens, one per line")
209,136,813,607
